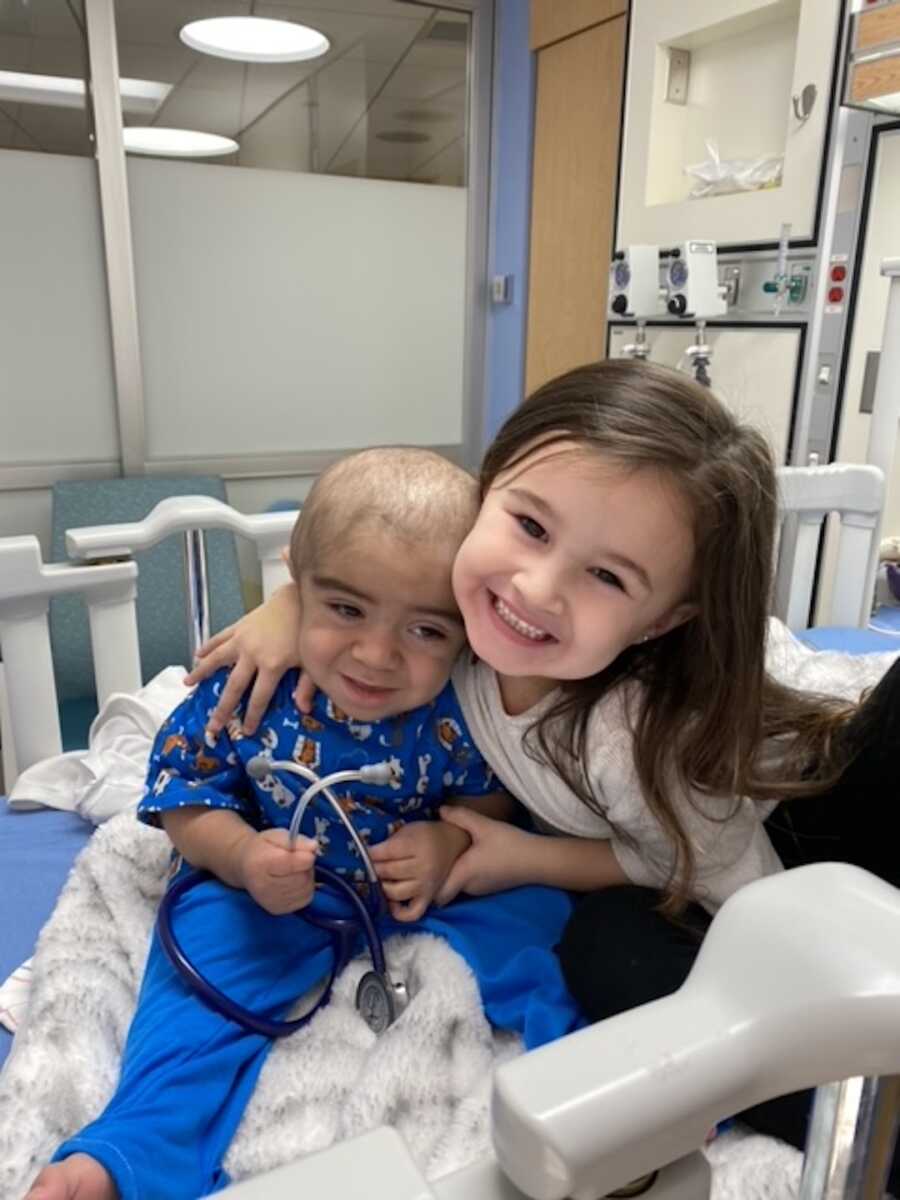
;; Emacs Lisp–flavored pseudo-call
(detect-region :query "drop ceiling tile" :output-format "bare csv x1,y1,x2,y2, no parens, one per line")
238,85,313,170
378,62,464,101
262,2,426,64
0,34,32,69
114,0,252,49
20,36,90,77
11,102,92,152
151,85,243,136
116,43,191,85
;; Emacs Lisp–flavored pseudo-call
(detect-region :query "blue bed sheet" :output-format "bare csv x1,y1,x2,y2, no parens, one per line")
0,798,94,1067
801,606,900,655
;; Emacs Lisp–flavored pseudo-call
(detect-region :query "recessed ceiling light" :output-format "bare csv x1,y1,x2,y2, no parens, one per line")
179,17,330,64
0,69,170,114
122,128,239,158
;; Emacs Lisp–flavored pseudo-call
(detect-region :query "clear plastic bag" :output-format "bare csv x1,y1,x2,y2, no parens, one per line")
685,139,783,199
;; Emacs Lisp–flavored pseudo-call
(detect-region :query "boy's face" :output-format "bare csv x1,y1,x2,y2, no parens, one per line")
296,531,467,720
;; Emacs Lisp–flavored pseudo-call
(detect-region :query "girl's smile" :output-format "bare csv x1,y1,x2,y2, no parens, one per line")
452,442,698,706
491,592,557,644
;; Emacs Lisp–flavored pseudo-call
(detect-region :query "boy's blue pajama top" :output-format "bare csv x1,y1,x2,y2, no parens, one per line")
54,670,585,1200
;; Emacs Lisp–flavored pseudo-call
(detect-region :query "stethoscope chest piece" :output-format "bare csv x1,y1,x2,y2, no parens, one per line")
356,971,409,1034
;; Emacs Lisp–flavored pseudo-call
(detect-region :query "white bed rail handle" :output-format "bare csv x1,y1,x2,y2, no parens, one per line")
65,496,298,656
491,863,900,1200
65,495,296,565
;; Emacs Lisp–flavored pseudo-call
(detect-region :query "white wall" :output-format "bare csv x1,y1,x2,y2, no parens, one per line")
0,152,119,473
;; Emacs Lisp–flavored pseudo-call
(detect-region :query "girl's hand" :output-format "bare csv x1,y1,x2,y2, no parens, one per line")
370,821,471,922
183,584,303,735
293,672,318,714
237,828,318,915
434,807,529,904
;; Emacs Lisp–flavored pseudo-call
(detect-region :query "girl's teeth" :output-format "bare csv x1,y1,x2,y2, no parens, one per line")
494,597,548,640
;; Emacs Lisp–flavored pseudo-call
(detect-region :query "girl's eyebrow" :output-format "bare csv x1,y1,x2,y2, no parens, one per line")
602,552,652,591
506,486,555,518
506,489,652,591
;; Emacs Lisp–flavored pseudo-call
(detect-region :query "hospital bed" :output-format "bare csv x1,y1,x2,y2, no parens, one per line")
0,469,897,1200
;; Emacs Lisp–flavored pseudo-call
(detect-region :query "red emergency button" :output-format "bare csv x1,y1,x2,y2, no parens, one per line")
831,265,847,282
828,286,844,303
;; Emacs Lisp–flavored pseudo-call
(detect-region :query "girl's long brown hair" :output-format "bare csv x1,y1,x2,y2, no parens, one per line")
482,360,851,914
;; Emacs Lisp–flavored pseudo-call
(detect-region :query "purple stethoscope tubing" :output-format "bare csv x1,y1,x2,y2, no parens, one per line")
156,754,400,1039
156,862,387,1039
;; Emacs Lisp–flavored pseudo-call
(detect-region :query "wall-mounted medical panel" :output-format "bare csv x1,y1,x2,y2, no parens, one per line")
607,323,802,464
617,0,842,249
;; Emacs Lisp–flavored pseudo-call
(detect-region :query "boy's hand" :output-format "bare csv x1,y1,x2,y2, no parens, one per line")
370,821,471,922
236,828,318,914
434,807,528,904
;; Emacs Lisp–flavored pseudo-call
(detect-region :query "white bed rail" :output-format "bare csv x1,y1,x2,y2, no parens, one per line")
775,463,885,630
0,498,296,788
65,495,296,604
0,471,887,787
0,538,139,782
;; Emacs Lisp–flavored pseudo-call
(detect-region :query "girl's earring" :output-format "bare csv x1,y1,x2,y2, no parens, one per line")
638,632,651,644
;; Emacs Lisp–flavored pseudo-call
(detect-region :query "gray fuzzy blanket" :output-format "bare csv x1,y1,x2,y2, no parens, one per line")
1,624,895,1198
0,811,805,1199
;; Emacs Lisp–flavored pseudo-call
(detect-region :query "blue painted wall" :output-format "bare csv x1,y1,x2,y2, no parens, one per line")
483,0,535,449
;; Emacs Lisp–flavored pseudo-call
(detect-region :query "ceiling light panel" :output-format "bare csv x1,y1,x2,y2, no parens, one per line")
0,70,170,114
122,127,238,157
179,17,330,64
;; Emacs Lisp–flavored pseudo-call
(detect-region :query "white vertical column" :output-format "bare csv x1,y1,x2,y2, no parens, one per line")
84,0,146,475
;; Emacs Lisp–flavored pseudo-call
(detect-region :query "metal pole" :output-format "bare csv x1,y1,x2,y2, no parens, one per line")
799,1076,900,1200
182,529,211,659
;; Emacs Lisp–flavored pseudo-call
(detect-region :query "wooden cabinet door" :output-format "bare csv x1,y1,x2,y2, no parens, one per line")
526,14,627,393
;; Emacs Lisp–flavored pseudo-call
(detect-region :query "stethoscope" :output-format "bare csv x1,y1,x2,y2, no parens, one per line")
156,755,409,1037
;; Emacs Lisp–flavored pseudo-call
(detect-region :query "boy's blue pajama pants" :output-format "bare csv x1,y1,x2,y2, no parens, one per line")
54,873,585,1200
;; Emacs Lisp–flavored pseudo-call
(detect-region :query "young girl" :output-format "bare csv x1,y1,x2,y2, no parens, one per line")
186,358,900,1171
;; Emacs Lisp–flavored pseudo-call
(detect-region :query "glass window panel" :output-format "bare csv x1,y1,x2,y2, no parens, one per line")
122,1,477,467
0,0,92,156
113,1,469,184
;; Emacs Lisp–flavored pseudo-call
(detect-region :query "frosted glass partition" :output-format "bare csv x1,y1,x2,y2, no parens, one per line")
0,151,119,468
128,158,467,462
608,325,801,464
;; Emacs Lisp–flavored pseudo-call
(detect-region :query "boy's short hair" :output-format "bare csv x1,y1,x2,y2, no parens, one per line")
289,447,479,578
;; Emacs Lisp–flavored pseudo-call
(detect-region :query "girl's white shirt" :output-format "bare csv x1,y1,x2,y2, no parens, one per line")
453,618,898,914
452,654,783,915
